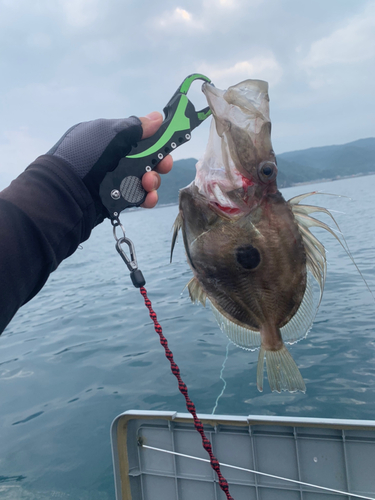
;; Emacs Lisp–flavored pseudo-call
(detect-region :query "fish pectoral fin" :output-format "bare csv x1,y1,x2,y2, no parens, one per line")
170,212,183,263
257,346,306,393
187,278,207,307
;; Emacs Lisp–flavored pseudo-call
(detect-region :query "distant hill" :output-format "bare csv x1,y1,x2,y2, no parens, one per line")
157,138,375,205
278,138,375,170
276,137,375,187
158,158,197,205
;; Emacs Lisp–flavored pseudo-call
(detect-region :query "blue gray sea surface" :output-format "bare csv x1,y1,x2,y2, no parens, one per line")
1,175,375,499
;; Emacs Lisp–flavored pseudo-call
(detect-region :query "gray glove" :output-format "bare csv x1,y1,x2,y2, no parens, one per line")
47,116,143,223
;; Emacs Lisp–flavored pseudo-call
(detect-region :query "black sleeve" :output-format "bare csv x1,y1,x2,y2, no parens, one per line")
0,155,97,334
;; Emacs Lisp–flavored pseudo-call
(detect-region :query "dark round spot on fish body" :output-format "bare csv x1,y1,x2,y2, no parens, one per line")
236,245,261,270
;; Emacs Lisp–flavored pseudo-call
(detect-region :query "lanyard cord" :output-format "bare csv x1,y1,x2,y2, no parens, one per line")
140,286,234,500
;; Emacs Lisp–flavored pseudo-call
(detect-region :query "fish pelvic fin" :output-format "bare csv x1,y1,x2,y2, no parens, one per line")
257,345,306,393
170,212,183,263
209,300,261,350
187,277,207,307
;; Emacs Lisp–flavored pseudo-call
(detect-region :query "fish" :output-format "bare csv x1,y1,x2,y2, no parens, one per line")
171,79,347,393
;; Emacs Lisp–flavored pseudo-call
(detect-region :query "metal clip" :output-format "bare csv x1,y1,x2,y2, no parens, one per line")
115,237,138,272
111,216,146,288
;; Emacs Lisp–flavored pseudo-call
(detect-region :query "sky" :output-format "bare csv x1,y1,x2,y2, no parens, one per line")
0,0,374,187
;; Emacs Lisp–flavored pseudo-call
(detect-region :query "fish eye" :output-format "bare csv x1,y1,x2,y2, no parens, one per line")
263,166,273,176
236,245,261,270
258,161,277,183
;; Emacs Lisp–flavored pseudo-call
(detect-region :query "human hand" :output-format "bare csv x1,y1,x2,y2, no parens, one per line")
138,111,173,209
47,112,173,222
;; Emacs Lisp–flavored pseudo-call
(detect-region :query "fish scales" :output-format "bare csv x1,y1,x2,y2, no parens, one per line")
172,79,337,393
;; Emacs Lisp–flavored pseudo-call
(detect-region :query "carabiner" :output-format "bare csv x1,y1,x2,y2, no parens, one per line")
115,236,137,272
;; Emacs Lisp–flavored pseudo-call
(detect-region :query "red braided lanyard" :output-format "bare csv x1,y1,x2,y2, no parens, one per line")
140,287,234,500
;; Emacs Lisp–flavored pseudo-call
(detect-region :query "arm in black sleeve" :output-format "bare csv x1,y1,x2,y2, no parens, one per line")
0,116,154,334
0,155,97,334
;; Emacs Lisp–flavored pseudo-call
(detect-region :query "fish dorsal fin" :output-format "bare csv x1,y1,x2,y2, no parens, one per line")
187,277,207,306
209,301,261,350
280,271,318,344
295,222,326,303
170,212,183,263
289,192,375,304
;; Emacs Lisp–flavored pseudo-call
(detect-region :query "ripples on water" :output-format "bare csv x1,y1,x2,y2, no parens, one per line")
1,175,375,498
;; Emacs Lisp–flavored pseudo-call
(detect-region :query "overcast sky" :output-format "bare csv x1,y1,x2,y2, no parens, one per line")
0,0,374,187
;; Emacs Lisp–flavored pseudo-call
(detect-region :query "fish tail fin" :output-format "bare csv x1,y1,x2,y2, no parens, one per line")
257,345,306,393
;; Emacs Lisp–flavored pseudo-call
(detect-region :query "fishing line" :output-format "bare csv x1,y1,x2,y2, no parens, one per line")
141,444,375,500
212,341,230,415
139,286,234,500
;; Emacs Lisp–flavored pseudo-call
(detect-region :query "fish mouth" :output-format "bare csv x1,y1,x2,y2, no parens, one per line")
211,202,242,216
195,165,257,217
207,184,258,217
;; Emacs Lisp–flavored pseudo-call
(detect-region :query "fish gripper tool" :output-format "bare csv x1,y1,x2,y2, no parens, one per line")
100,73,212,287
99,73,211,218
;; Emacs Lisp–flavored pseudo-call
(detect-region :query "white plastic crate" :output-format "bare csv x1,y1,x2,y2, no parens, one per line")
111,411,375,500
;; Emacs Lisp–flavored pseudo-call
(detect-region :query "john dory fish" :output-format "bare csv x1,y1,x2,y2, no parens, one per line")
171,80,339,393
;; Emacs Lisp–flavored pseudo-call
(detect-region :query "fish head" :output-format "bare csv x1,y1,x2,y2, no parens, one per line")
196,80,278,214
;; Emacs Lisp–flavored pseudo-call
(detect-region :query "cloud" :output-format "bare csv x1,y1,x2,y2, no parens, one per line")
27,32,51,49
303,1,375,69
174,7,192,21
198,56,283,89
151,0,258,33
59,0,100,28
218,0,235,5
79,38,121,65
0,0,374,172
155,7,202,30
203,0,262,10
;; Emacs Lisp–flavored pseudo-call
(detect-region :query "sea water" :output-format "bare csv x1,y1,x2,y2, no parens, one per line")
1,175,375,499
